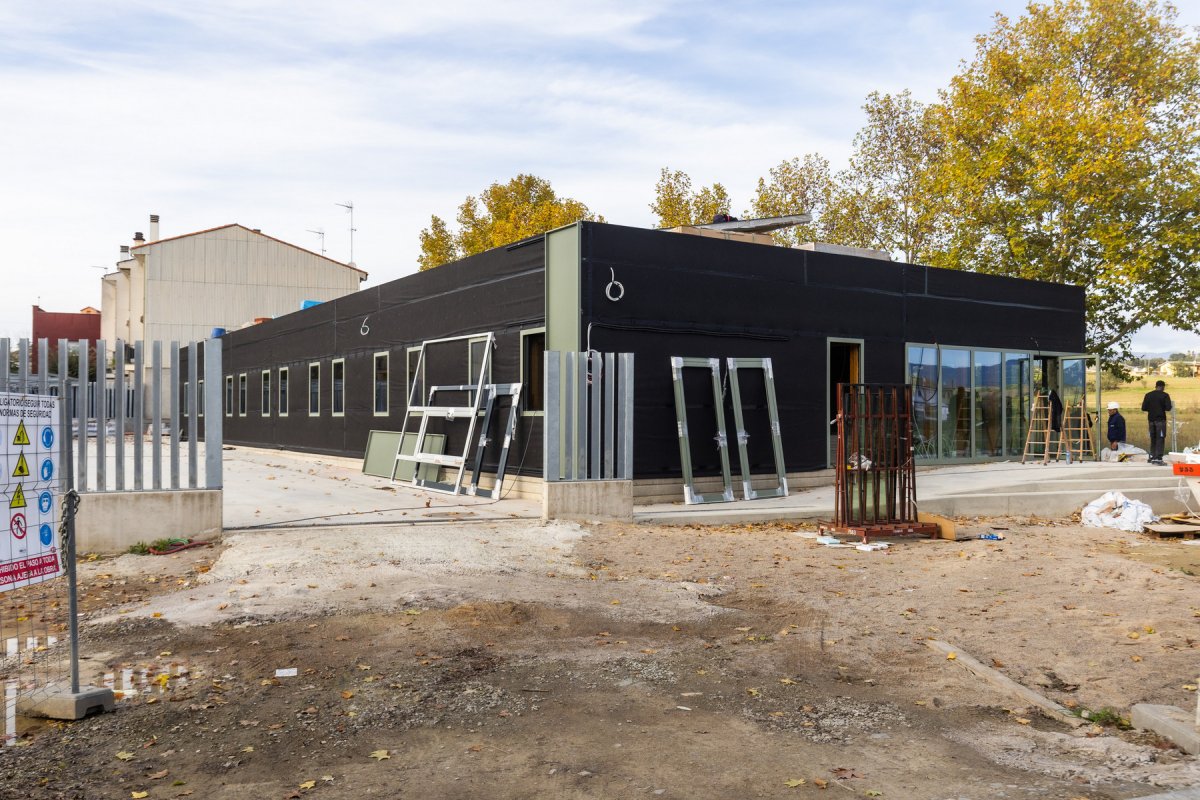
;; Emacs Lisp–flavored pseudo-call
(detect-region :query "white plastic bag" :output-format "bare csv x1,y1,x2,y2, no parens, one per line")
1081,490,1158,532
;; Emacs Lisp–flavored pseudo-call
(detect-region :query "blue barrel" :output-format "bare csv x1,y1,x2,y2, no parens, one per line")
210,327,226,338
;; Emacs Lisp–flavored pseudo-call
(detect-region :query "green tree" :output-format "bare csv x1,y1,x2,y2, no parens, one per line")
823,90,945,263
932,0,1200,363
417,174,602,270
748,154,832,246
650,168,731,228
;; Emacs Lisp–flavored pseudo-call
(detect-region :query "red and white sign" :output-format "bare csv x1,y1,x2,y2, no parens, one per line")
0,393,62,592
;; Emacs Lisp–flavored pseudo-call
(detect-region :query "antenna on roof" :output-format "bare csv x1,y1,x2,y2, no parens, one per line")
307,228,326,256
335,201,356,264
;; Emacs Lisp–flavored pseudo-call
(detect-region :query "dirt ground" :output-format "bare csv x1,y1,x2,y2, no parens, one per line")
0,516,1198,800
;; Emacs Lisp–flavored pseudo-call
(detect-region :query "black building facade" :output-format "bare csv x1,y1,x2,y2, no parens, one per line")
215,221,1089,482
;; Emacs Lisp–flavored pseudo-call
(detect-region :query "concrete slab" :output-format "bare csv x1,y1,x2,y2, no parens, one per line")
1131,703,1200,755
19,686,114,720
634,460,1186,526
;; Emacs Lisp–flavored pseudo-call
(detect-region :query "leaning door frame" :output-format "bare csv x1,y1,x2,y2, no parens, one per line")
826,338,865,468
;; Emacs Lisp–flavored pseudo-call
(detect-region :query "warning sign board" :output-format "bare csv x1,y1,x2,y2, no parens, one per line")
0,393,62,592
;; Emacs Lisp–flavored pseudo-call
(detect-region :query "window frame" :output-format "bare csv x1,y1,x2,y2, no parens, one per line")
331,358,346,418
308,361,321,416
224,375,233,418
238,373,248,417
278,367,289,417
405,346,423,412
520,327,546,416
261,370,272,416
373,351,389,417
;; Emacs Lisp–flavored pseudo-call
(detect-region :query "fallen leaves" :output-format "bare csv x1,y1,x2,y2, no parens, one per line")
131,793,148,799
783,778,806,787
299,780,316,789
116,751,135,761
369,749,390,760
340,690,354,700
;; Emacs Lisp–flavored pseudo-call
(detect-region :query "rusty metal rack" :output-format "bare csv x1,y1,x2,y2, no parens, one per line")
822,383,939,543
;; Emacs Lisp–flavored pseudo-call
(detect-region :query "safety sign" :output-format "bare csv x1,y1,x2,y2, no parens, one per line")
0,393,62,592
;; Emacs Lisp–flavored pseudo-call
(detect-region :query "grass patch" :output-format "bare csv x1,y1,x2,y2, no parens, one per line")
126,538,185,555
1105,376,1200,452
1077,706,1132,729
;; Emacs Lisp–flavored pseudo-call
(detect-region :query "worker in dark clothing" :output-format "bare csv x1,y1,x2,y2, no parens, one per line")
1106,401,1125,450
1141,380,1172,465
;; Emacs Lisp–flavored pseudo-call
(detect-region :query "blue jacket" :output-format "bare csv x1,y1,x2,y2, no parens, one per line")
1107,411,1126,443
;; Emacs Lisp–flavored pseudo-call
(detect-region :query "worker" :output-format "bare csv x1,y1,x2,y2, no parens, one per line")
1141,380,1172,465
1106,401,1125,451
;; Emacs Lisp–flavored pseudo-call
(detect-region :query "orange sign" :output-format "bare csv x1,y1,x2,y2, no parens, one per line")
1172,463,1200,476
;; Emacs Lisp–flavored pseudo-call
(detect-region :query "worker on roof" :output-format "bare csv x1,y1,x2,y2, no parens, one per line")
1106,401,1126,451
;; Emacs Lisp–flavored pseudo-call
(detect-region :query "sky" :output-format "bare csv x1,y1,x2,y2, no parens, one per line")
2,0,1198,355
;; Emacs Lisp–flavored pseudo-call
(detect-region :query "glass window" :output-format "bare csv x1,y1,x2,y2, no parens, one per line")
1004,353,1032,457
374,352,389,415
198,379,205,417
224,375,233,417
940,349,971,458
309,362,320,415
907,346,938,460
238,373,248,416
261,370,271,416
331,359,345,416
522,331,545,412
278,368,289,417
974,351,1002,457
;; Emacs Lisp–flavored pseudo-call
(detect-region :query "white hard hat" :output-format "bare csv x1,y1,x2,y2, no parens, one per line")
1107,401,1120,410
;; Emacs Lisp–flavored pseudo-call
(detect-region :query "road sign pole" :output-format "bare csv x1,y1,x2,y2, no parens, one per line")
62,395,79,694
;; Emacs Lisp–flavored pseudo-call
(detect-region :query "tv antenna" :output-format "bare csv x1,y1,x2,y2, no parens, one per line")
306,228,326,256
335,201,356,264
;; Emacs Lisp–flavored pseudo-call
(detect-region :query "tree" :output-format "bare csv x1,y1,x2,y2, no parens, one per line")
649,168,731,228
748,154,833,246
932,0,1200,364
417,174,602,270
822,90,946,263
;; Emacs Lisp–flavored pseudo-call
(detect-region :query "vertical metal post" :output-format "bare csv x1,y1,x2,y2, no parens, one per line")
170,343,180,490
114,340,125,490
58,339,69,488
204,338,223,489
18,339,28,392
132,341,144,491
544,351,560,482
95,339,107,492
77,340,88,493
151,341,162,490
618,353,634,480
574,352,587,480
589,353,601,480
37,339,49,395
187,342,198,489
603,352,615,479
564,352,575,481
61,395,80,695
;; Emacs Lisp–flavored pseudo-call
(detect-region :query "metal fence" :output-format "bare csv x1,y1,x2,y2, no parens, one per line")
544,351,634,481
3,337,223,492
0,336,222,743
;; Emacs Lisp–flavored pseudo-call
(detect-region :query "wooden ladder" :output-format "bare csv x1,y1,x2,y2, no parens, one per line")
1022,390,1067,464
1061,399,1097,462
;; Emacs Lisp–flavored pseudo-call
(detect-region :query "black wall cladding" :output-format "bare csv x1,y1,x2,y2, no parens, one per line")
217,237,545,471
575,222,1085,477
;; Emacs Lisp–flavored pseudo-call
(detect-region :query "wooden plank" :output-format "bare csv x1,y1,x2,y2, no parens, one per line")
918,512,954,540
926,639,1085,727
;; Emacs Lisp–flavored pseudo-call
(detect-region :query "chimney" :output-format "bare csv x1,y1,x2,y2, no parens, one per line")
149,214,160,242
133,231,145,249
120,245,130,260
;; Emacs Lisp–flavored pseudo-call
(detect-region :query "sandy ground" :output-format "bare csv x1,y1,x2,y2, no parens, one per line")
0,516,1198,799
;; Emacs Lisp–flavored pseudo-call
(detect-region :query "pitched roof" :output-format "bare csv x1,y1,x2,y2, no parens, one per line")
131,223,368,278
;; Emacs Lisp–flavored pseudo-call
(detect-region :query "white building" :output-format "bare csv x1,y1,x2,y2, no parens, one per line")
101,215,366,346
